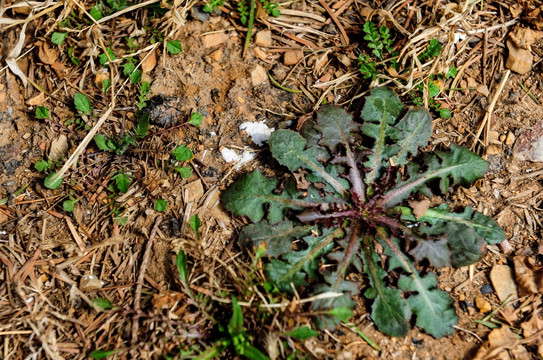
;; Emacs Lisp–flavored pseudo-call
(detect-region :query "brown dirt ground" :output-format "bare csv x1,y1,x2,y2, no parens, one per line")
1,1,543,359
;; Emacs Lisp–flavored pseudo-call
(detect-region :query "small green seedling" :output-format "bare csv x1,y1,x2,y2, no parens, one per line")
166,40,182,54
176,250,194,298
221,87,505,338
35,106,50,119
172,145,193,178
196,297,269,360
89,349,121,359
189,214,201,240
112,172,131,193
74,93,92,115
154,198,167,212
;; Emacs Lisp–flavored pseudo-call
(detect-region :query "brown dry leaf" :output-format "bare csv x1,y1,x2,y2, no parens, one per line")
409,198,430,219
521,314,543,346
509,26,543,49
141,50,157,73
474,326,522,360
526,7,543,30
152,291,185,310
48,134,69,162
510,4,523,18
26,92,45,106
513,255,543,297
38,41,59,65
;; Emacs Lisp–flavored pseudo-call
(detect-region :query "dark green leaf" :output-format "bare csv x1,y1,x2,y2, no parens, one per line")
398,273,458,338
44,173,62,189
440,108,452,119
51,32,68,45
154,199,167,212
269,130,348,196
167,40,182,54
172,145,193,161
74,93,92,115
382,144,488,207
447,224,486,267
122,60,135,76
221,169,277,223
239,344,269,360
361,87,404,184
113,173,131,193
92,298,115,310
283,326,319,340
135,114,149,137
362,249,410,336
90,349,120,359
409,237,451,268
420,205,505,245
314,105,359,152
446,66,457,79
35,106,50,119
189,112,203,126
389,108,432,166
239,221,313,257
327,307,353,322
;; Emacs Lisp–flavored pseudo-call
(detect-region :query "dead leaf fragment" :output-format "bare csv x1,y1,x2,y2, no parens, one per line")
489,265,518,303
141,50,157,73
26,92,45,106
48,134,69,162
475,297,492,313
409,198,430,219
185,180,204,203
474,326,522,360
513,255,543,296
284,50,303,66
38,41,59,65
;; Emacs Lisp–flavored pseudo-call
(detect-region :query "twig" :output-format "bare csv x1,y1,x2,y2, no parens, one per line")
131,216,163,346
471,69,510,149
318,0,349,46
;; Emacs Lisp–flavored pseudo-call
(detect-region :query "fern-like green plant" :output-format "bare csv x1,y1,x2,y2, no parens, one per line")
221,87,505,338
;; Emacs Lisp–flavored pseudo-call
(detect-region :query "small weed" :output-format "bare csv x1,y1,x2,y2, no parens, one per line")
197,297,269,360
154,198,167,212
221,87,505,337
35,106,50,119
34,159,53,172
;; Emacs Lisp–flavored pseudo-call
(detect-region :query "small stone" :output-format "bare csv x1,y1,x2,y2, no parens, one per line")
475,297,492,313
490,265,518,302
185,180,204,203
251,64,268,86
486,144,502,155
481,284,494,294
254,30,272,47
208,48,223,61
283,49,303,66
506,39,533,74
203,33,229,47
191,6,210,22
499,134,506,143
26,92,45,106
253,47,267,60
505,131,516,145
80,274,103,291
22,133,31,140
513,120,543,161
477,84,490,97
